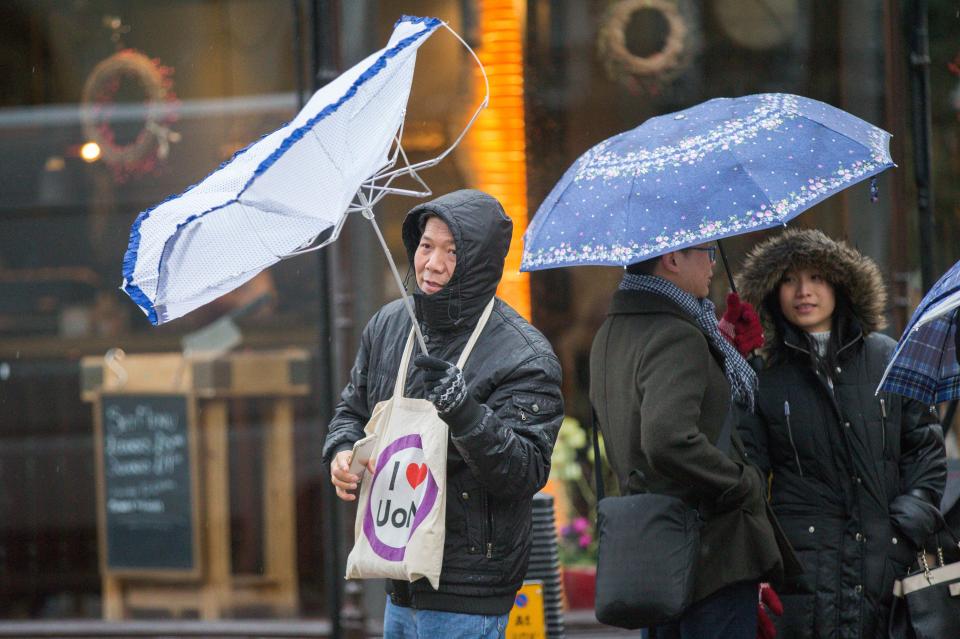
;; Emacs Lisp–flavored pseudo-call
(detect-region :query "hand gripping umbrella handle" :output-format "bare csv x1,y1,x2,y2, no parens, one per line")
716,239,765,372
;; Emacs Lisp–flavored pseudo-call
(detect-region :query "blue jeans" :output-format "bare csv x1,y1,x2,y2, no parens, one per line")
642,580,758,639
383,597,509,639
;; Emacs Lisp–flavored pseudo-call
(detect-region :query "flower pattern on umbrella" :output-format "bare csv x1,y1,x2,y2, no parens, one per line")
521,93,893,271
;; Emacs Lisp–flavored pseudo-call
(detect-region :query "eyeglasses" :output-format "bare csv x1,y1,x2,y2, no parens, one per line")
686,246,717,263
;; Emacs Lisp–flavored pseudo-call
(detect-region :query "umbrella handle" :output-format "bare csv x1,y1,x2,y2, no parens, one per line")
715,239,765,370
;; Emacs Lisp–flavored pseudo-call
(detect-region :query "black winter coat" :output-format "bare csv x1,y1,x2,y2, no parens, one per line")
739,326,945,639
322,190,564,615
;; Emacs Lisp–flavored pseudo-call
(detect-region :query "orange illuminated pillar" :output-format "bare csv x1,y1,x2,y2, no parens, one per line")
465,0,530,319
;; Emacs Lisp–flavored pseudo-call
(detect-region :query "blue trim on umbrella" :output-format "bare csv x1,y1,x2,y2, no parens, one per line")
121,15,441,324
238,17,442,192
121,123,281,325
395,15,440,27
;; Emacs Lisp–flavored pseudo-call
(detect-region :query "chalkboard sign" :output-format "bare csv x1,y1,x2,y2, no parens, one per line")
98,394,198,573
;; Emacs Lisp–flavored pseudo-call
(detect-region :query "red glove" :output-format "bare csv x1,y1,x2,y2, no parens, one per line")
720,292,764,357
757,582,783,639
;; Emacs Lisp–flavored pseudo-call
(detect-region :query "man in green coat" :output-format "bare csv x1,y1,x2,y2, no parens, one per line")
589,244,786,638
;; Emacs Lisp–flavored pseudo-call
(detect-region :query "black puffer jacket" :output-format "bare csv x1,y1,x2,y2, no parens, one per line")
322,190,564,615
738,230,946,639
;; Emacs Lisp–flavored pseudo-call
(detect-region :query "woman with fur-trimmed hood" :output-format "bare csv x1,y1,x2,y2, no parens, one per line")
737,229,946,639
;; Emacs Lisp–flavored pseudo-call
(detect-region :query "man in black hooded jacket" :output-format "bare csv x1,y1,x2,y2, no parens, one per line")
323,189,563,637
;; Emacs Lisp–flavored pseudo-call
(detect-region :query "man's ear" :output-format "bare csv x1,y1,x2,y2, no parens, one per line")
659,252,682,275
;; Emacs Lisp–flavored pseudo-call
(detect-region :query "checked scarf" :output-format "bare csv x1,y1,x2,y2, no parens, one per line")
620,273,757,410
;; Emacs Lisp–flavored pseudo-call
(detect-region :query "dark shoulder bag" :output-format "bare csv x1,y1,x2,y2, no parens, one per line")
889,509,960,639
591,411,705,629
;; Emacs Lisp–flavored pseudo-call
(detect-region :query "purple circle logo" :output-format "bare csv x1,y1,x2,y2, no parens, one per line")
363,434,439,561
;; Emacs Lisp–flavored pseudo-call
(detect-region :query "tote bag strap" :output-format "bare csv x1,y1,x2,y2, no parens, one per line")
591,408,606,502
393,329,418,399
455,296,496,369
393,296,497,399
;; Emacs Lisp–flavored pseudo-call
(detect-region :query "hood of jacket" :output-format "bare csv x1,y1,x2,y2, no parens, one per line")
402,189,512,332
737,228,887,352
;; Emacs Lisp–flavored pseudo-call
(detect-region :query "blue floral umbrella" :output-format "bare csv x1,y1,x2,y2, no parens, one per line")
877,259,960,404
520,93,894,272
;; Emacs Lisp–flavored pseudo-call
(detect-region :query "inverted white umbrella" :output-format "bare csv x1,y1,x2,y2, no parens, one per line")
121,16,487,353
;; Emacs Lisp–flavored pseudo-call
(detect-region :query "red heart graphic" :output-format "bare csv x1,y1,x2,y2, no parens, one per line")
406,463,428,489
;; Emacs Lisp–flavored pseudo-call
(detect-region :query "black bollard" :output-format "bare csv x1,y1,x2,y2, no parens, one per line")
524,492,566,638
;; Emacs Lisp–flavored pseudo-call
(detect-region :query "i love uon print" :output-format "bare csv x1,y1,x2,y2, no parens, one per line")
363,433,439,561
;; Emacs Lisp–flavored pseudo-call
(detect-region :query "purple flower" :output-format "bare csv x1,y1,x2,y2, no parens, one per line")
572,517,590,534
560,524,573,538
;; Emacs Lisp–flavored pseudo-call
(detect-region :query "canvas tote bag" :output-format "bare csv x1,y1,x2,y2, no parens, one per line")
345,298,495,589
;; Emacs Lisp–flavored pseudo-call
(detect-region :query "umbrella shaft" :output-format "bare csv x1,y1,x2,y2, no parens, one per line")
367,213,430,355
716,239,737,294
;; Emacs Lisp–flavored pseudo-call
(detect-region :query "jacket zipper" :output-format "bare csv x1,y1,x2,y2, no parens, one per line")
879,398,887,456
784,400,804,478
484,491,494,558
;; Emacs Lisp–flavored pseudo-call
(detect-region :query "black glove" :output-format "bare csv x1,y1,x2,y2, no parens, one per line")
413,354,485,433
890,490,941,548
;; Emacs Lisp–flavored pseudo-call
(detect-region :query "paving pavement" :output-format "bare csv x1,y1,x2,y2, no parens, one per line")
565,610,639,637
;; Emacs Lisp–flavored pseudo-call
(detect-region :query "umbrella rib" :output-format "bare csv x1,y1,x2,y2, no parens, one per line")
621,155,639,264
932,314,953,399
726,145,780,222
373,27,488,181
361,136,435,200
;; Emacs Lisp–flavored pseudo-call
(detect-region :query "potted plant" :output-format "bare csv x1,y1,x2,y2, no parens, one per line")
549,416,616,609
558,516,597,609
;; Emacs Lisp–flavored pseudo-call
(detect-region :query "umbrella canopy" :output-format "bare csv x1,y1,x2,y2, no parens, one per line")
520,93,894,271
122,16,447,326
877,259,960,404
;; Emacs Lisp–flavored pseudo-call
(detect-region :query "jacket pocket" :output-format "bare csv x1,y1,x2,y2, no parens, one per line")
482,489,494,558
887,513,923,568
787,549,819,595
879,397,888,458
783,400,805,478
883,459,900,506
452,478,485,555
509,392,559,425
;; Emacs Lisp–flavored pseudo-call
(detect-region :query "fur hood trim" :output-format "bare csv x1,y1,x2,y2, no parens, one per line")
738,229,887,347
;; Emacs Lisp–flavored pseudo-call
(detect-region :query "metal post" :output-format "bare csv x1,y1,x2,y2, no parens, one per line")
908,0,936,292
881,0,911,332
305,1,342,637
